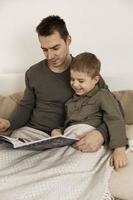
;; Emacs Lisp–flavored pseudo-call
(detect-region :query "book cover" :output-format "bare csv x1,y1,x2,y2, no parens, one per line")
0,135,79,150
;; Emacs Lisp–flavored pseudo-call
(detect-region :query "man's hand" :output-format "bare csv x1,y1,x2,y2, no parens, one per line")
73,130,104,152
0,118,10,133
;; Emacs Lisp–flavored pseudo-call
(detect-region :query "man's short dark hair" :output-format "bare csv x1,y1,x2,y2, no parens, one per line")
36,15,69,41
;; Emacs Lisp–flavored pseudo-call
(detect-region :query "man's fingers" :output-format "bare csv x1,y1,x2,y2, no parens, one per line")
73,131,104,152
114,161,120,171
73,138,85,147
73,143,98,152
77,133,86,139
109,157,114,167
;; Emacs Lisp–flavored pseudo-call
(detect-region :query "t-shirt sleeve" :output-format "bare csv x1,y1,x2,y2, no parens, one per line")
9,71,35,130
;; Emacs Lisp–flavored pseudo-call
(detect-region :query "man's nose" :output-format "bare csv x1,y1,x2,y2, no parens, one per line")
47,50,54,60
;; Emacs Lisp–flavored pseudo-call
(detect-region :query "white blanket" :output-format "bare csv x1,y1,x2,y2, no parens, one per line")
0,125,113,200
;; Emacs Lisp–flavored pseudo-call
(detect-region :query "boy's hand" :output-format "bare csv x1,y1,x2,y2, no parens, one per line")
73,130,104,152
0,118,10,133
51,129,62,137
110,147,128,171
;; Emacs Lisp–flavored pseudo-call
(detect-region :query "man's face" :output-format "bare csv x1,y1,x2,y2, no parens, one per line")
70,70,99,96
38,31,71,68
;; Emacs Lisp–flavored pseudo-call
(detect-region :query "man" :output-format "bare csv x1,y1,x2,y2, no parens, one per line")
0,15,109,152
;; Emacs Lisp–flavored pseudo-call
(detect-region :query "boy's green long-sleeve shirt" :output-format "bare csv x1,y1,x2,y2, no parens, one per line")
64,85,128,149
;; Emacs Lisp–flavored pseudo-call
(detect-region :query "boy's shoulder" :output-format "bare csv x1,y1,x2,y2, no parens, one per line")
98,88,110,95
97,88,116,101
65,96,74,105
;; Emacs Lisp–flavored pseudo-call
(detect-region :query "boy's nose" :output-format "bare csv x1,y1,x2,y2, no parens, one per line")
73,82,79,88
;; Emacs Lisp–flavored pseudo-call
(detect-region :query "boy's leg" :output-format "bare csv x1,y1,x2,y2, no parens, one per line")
64,124,95,138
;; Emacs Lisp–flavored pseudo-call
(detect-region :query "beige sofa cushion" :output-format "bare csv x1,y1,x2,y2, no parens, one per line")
126,125,133,141
110,151,133,200
113,90,133,125
0,92,23,119
109,125,133,200
110,125,133,200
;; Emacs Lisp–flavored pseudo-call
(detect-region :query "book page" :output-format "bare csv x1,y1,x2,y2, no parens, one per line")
0,135,24,147
0,135,79,150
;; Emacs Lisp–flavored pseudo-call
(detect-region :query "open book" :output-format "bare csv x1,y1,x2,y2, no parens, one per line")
0,135,79,150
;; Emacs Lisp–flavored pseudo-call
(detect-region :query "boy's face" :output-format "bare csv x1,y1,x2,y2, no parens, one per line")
70,70,99,96
38,31,71,68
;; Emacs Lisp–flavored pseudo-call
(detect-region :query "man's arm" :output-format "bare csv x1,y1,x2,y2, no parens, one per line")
9,72,35,130
0,118,10,133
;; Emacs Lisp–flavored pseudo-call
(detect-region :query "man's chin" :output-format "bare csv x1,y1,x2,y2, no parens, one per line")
48,61,61,68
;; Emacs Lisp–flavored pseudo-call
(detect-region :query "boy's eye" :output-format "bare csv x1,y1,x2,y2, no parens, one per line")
70,78,74,82
79,80,84,83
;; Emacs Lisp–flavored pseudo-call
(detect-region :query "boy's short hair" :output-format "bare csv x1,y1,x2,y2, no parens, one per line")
36,15,69,41
71,52,101,78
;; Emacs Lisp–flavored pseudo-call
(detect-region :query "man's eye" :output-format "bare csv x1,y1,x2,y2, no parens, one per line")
53,48,59,51
42,49,47,52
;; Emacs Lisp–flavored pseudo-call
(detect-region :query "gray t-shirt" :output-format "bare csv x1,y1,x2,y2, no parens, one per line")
9,59,73,133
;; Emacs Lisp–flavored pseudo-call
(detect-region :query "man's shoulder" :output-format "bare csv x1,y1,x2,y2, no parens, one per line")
27,59,46,73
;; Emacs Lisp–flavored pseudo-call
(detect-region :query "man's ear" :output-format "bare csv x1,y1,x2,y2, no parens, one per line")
66,35,71,45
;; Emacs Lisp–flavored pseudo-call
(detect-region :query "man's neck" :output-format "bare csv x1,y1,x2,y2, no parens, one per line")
49,54,72,73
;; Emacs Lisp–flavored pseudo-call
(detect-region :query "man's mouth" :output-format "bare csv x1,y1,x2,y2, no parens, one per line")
49,59,58,63
48,59,59,66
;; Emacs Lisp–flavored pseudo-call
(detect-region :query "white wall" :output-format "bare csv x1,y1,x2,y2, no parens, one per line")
0,0,133,94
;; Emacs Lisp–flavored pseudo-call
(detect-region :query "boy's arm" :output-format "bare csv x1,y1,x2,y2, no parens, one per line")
74,94,126,152
96,123,109,145
96,89,125,146
110,147,128,170
97,76,124,146
101,90,128,149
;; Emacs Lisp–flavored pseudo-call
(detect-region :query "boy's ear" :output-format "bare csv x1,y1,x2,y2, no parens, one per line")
94,75,100,84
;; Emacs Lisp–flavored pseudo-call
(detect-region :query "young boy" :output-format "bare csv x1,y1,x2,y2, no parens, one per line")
51,52,128,170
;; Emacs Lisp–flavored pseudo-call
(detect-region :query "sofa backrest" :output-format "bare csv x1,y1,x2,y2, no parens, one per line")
0,90,133,125
0,92,23,119
113,90,133,125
